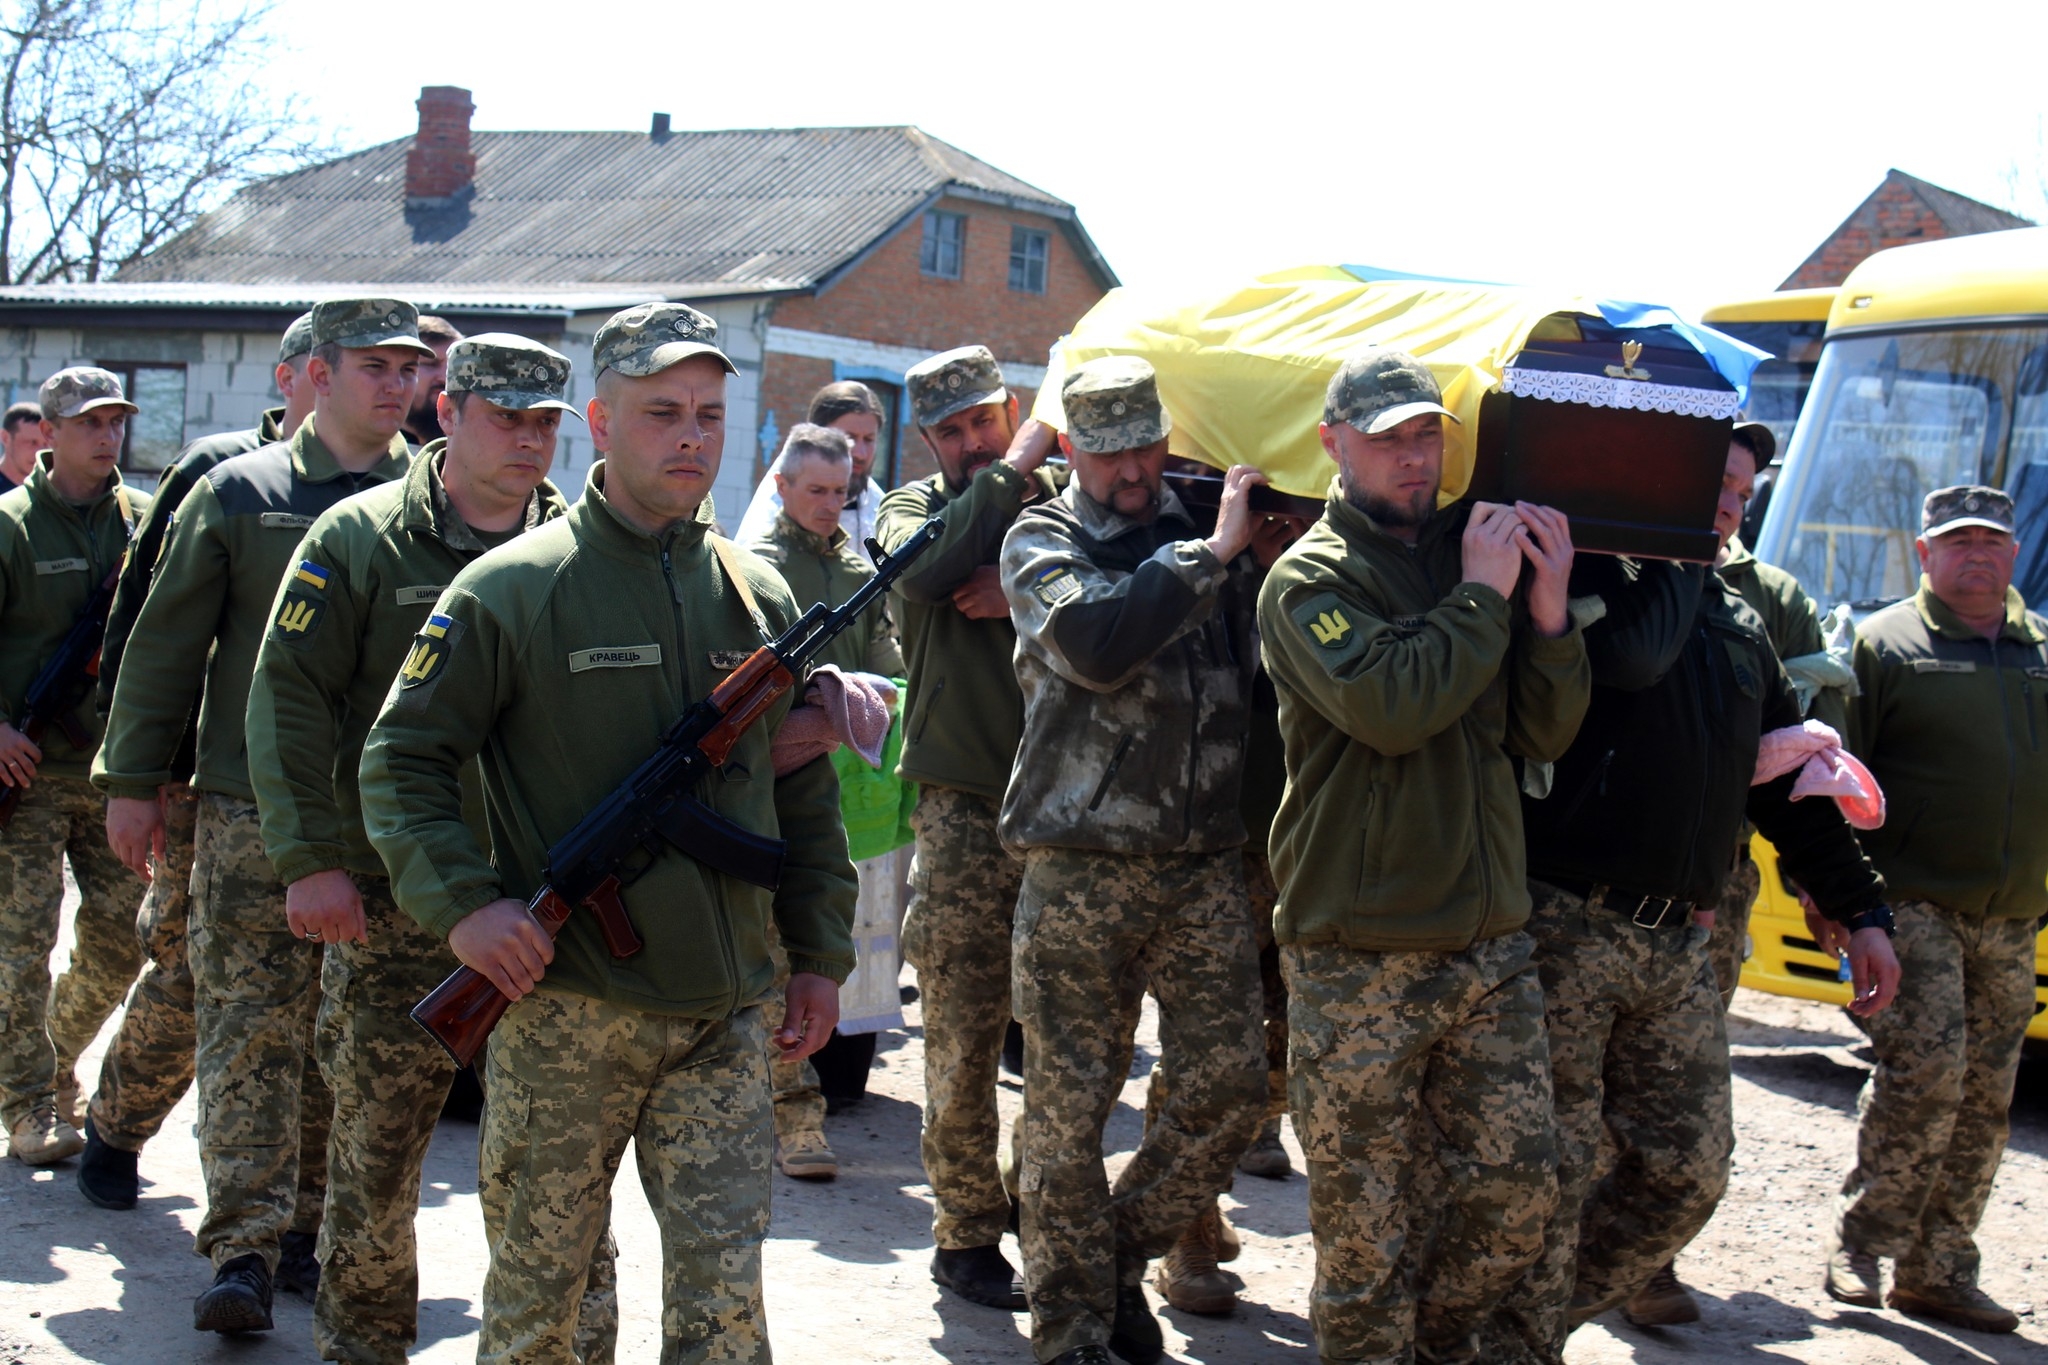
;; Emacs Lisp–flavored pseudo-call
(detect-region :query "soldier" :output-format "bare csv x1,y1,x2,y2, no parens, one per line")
1626,420,1851,1327
0,368,149,1164
76,310,320,1211
996,356,1268,1365
1256,349,1584,1364
1822,486,2048,1335
878,344,1060,1311
0,400,42,490
742,420,903,1181
95,298,424,1334
1487,479,1901,1364
401,315,462,448
737,381,888,560
246,334,591,1363
360,301,857,1365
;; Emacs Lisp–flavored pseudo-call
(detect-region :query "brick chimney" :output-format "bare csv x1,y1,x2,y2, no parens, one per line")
406,86,476,210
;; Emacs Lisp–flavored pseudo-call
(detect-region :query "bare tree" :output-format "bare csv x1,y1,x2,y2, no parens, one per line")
0,0,333,284
1996,115,2047,227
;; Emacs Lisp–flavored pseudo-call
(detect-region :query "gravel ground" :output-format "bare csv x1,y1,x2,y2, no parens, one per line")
3,905,2045,1364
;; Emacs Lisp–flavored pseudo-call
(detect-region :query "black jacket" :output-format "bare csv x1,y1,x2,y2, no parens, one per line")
1521,557,1885,921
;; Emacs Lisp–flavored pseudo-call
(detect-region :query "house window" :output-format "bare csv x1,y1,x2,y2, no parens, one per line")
921,210,965,279
1009,227,1049,295
96,362,187,472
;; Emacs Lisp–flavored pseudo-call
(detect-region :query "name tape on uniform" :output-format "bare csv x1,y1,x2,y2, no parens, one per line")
708,650,751,670
260,512,315,531
569,645,662,672
395,585,445,606
34,557,88,575
1911,659,1976,674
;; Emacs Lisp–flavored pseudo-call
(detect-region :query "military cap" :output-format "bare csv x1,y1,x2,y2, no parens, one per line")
38,366,138,421
279,310,316,363
1324,347,1460,434
591,302,735,378
1062,356,1172,455
1731,419,1777,465
1922,484,2015,538
308,297,435,355
446,333,583,418
907,345,1007,429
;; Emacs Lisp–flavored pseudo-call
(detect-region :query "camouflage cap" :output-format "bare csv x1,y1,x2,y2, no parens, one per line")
906,345,1006,429
278,310,316,363
1062,355,1172,455
445,333,583,418
309,297,436,355
1324,346,1460,434
38,366,138,421
1922,484,2015,538
591,302,735,379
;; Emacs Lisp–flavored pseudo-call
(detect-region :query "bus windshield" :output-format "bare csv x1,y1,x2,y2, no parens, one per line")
1755,324,2048,609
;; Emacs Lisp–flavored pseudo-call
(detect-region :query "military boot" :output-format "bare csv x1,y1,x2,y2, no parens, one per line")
8,1101,84,1165
1623,1261,1701,1325
776,1131,838,1180
1888,1283,2021,1334
1215,1204,1241,1263
54,1074,81,1129
1048,1348,1114,1365
276,1230,320,1297
1236,1116,1293,1180
193,1254,273,1334
1823,1230,1882,1308
1109,1282,1164,1365
1154,1205,1237,1315
76,1119,139,1210
931,1243,1026,1310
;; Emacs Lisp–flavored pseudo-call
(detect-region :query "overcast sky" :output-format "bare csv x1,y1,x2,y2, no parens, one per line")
262,0,2044,316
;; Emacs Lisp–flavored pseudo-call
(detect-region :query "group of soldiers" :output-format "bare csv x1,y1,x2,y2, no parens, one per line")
0,290,2041,1365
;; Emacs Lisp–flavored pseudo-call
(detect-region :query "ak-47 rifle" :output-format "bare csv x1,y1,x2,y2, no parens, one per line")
412,516,946,1066
0,562,122,828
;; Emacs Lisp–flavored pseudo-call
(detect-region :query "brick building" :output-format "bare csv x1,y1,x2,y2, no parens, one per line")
1781,169,2032,289
0,86,1116,512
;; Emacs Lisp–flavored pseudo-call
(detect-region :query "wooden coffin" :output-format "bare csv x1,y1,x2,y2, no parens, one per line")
1465,316,1736,562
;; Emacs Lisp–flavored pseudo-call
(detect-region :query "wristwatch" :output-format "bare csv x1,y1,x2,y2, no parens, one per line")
1840,904,1896,937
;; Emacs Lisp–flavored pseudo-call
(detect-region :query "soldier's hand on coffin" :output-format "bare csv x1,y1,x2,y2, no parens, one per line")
105,794,164,881
1514,502,1575,638
1462,501,1526,600
776,972,841,1062
0,721,40,787
285,867,367,946
449,896,555,1002
1250,512,1311,569
1002,418,1057,476
1206,464,1268,563
950,563,1011,620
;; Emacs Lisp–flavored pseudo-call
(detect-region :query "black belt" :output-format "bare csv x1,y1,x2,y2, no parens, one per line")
1545,877,1696,931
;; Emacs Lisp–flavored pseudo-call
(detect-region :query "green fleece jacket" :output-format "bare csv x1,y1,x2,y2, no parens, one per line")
359,467,857,1018
93,419,409,802
0,458,148,778
1258,494,1591,950
878,460,1063,800
741,513,904,679
247,444,566,884
1848,581,2048,920
1720,535,1846,734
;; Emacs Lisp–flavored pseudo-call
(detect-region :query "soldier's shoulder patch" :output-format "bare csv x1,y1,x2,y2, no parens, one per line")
1031,564,1083,608
392,612,462,710
2027,665,2048,682
1291,591,1361,652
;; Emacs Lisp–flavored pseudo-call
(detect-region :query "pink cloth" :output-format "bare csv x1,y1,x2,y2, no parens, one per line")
1752,719,1886,830
770,666,895,776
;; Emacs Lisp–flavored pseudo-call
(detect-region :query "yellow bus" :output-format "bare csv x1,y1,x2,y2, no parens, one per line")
1702,286,1836,452
1744,227,2048,1038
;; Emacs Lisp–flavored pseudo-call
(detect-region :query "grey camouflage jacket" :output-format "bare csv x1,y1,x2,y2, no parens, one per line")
997,481,1255,855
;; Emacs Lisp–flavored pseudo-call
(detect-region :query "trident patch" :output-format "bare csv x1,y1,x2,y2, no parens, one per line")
269,559,331,646
1292,592,1367,668
400,614,455,689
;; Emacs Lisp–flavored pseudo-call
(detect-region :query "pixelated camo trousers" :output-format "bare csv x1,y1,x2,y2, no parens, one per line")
188,793,331,1268
480,989,772,1365
1486,881,1731,1365
901,786,1023,1250
1835,898,2037,1292
1284,932,1557,1365
88,786,199,1152
0,773,141,1125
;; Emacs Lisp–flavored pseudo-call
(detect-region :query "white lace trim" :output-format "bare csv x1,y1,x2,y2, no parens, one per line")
1500,367,1741,420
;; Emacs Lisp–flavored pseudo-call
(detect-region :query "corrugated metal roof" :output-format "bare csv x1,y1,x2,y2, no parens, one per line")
116,125,1114,294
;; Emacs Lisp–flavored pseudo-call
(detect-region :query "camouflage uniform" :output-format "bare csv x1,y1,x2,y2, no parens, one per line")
85,786,199,1151
95,299,421,1273
1001,358,1268,1361
1705,845,1763,1006
0,376,150,1135
1259,350,1589,1364
360,305,856,1364
880,345,1057,1256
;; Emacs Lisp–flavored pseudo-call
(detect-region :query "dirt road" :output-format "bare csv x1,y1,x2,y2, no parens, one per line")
3,918,2045,1364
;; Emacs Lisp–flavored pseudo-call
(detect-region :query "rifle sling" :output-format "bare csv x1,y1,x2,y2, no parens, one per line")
707,533,769,640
